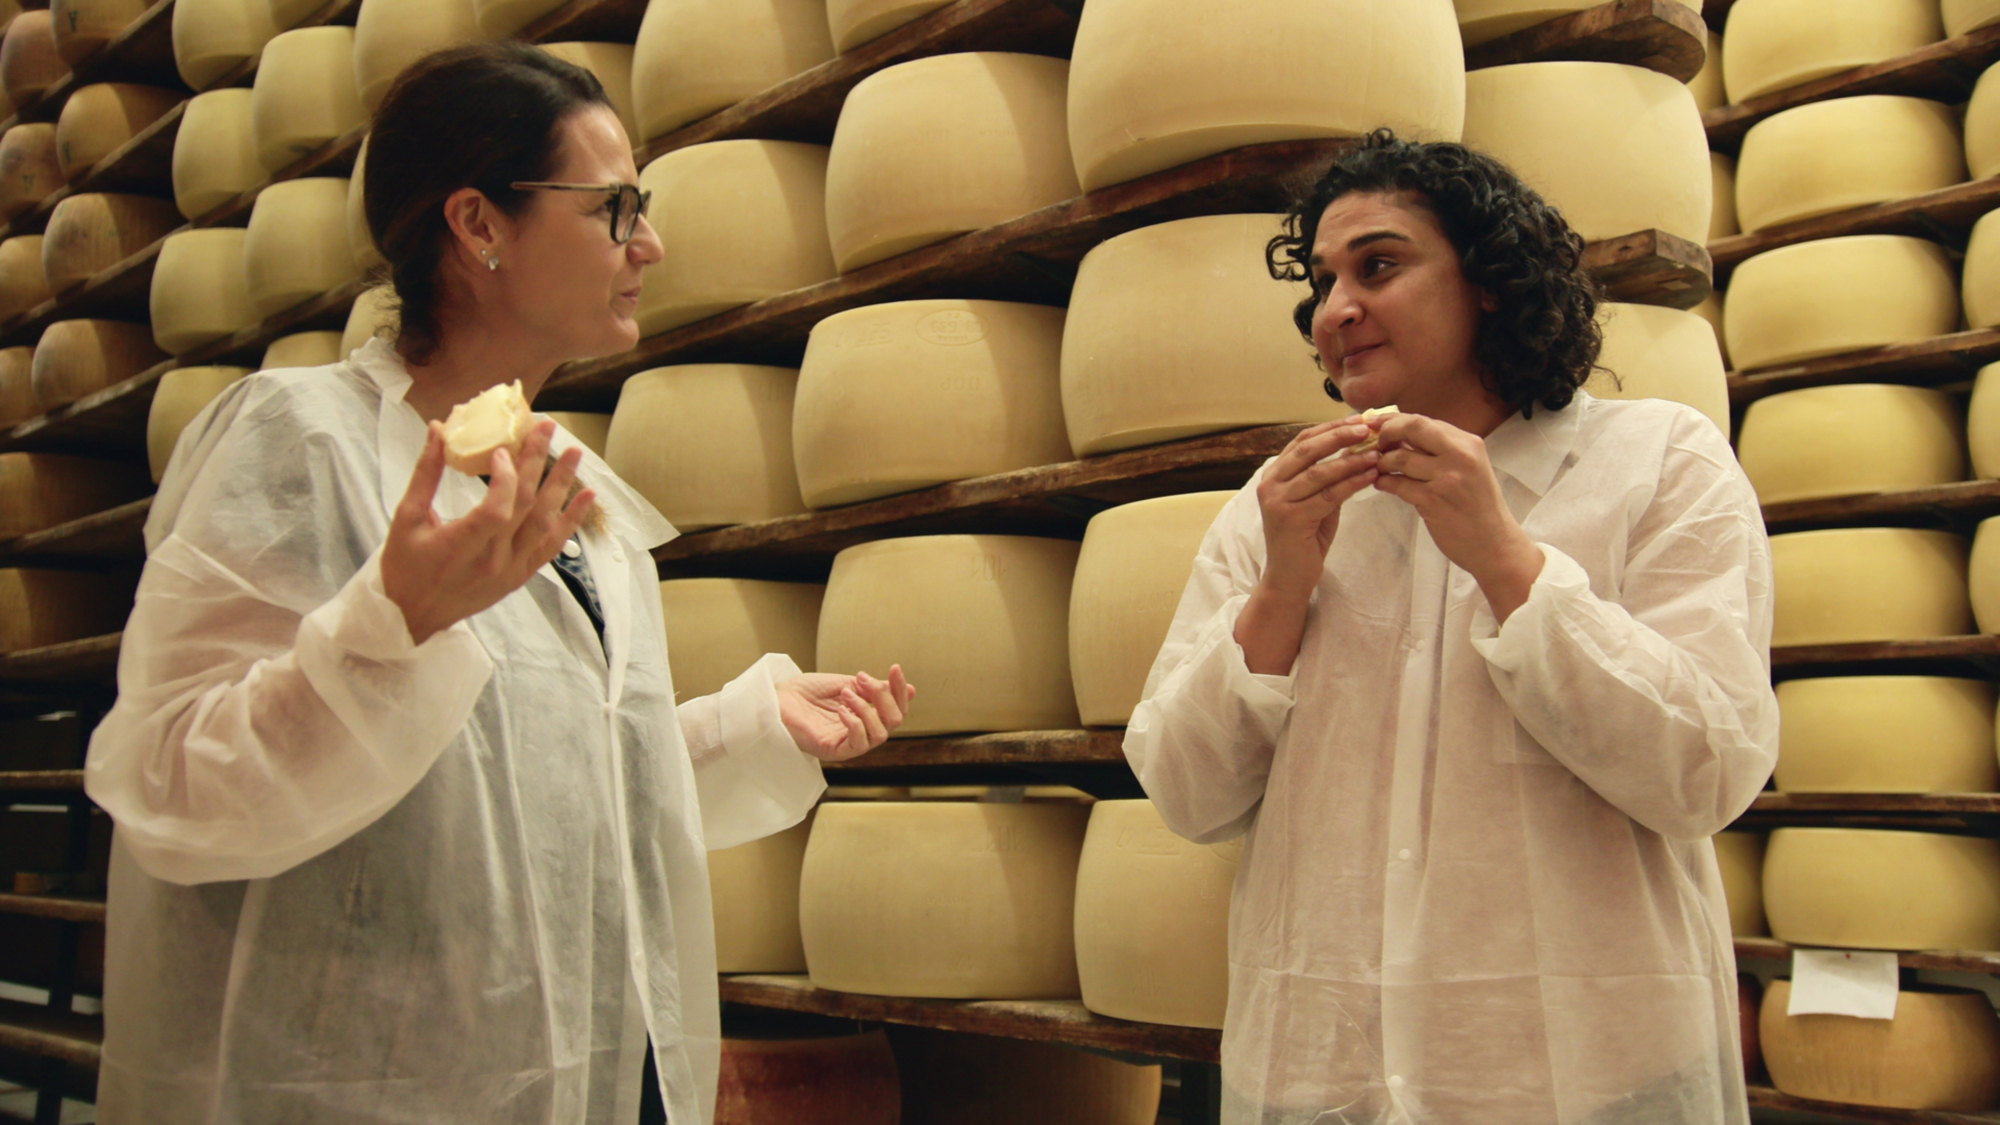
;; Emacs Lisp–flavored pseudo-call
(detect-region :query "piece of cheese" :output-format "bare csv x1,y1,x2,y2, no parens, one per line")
818,535,1081,737
630,0,833,142
1737,384,1966,505
0,235,48,321
340,283,397,355
800,800,1090,998
251,26,364,174
41,192,180,294
538,43,636,141
1969,62,2000,181
1714,831,1767,938
1765,827,2000,950
351,0,487,113
345,134,384,272
1723,0,1942,102
441,380,531,475
1689,29,1726,112
542,411,609,458
0,452,148,539
1969,517,2000,633
657,577,823,704
1454,0,1700,45
1762,981,2000,1112
172,0,278,91
55,84,181,181
604,364,805,530
717,1031,901,1125
709,813,814,974
1586,301,1731,434
1710,151,1739,242
1736,97,1965,234
0,567,138,651
261,330,341,369
1776,676,1999,794
825,1,951,53
243,176,363,319
1725,236,1959,371
48,0,150,65
0,346,34,426
1770,528,1970,647
793,300,1071,508
173,89,260,221
1073,799,1237,1029
1948,0,2000,36
1068,0,1464,193
634,140,836,337
150,228,258,356
1070,492,1234,727
30,319,165,410
0,124,65,221
825,53,1077,272
1965,210,2000,329
1,12,66,105
1061,213,1344,456
1693,289,1728,368
888,1027,1163,1125
1463,62,1711,245
146,365,250,481
1969,362,2000,478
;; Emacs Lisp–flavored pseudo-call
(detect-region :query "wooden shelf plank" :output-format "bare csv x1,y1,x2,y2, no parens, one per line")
0,634,121,684
1580,227,1711,309
1727,328,2000,406
0,999,101,1070
0,892,105,924
1465,0,1708,81
0,769,85,791
0,497,151,567
1737,937,2000,976
1771,635,2000,680
1710,178,2000,286
0,0,183,130
1747,792,2000,816
1763,480,2000,536
825,729,1126,772
1748,1085,2000,1124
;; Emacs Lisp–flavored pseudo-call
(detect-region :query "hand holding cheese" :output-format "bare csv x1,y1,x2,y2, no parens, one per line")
440,379,534,475
774,666,916,761
1372,410,1545,622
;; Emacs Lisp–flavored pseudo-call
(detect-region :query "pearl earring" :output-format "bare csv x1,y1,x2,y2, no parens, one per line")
484,252,499,271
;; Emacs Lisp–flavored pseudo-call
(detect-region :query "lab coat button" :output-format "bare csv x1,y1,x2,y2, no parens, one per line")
1397,848,1412,861
562,539,581,559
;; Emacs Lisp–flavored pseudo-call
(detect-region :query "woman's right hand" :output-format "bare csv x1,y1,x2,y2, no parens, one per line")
381,419,596,645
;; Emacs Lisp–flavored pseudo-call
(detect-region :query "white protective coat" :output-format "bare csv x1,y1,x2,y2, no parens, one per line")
83,338,826,1125
1127,394,1777,1125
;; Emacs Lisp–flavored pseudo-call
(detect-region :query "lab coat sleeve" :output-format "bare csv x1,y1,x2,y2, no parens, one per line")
1470,413,1779,840
680,652,826,852
1124,483,1298,844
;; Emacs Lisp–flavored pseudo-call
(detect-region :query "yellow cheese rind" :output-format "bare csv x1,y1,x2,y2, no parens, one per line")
346,134,383,272
630,0,833,142
1070,492,1234,727
1948,0,2000,36
1970,62,2000,182
251,26,364,174
826,0,950,52
1714,831,1767,938
1770,528,1970,647
1764,827,2000,950
0,123,65,221
1689,28,1725,112
1737,384,1966,505
657,577,822,704
1455,0,1700,45
0,235,48,321
1,12,66,105
0,346,34,426
147,365,251,482
0,452,149,539
172,0,278,91
55,83,181,181
269,0,330,28
1725,236,1959,371
604,364,805,530
818,535,1081,737
800,801,1090,998
1969,517,2000,634
150,228,258,355
260,330,342,370
243,176,362,319
1762,981,2000,1112
42,192,181,293
1968,362,2000,478
537,43,636,141
1061,214,1343,456
1965,210,2000,330
0,567,137,651
1722,0,1942,103
889,1026,1163,1125
340,284,397,356
471,0,562,38
1586,301,1731,433
825,52,1077,272
30,319,165,411
1736,97,1965,234
542,411,609,458
1692,290,1728,368
1463,61,1711,244
50,0,149,63
173,89,260,221
1776,676,1998,794
1709,151,1738,242
351,0,487,112
709,813,813,973
793,300,1071,508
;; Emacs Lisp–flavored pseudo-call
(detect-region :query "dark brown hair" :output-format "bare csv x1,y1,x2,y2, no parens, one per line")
363,42,610,364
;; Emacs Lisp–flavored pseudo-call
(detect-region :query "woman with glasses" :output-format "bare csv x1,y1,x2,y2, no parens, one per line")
82,42,910,1125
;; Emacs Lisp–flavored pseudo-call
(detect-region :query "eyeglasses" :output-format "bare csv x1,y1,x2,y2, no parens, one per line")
509,181,653,243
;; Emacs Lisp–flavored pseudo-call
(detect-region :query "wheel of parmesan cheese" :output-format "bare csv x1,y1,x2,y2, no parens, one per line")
251,26,364,174
1689,28,1725,112
629,0,833,142
657,577,823,703
800,800,1090,998
1969,62,2000,181
709,812,814,974
1737,384,1965,505
0,568,138,650
1692,290,1728,368
351,0,487,113
1776,676,1998,793
1947,0,2000,36
1073,799,1237,1028
1463,62,1711,245
31,319,165,410
2,12,66,106
339,284,396,355
1968,363,2000,478
1770,528,1970,647
1969,517,2000,633
1725,236,1959,371
603,364,806,530
543,410,609,458
1061,214,1342,456
269,0,332,29
55,84,182,181
1454,0,1700,45
1764,827,2000,950
889,1027,1162,1125
172,0,278,91
793,300,1071,508
41,192,179,294
825,53,1077,272
469,0,559,38
0,124,65,221
635,141,835,337
49,0,150,65
1722,0,1942,103
173,89,260,220
538,43,636,141
1736,97,1965,234
717,1031,900,1125
151,228,258,355
1714,831,1767,937
345,135,383,272
1586,302,1731,434
1068,0,1464,193
0,347,35,426
243,177,362,318
0,452,149,539
261,329,341,369
147,365,250,481
1070,492,1234,727
1710,152,1739,242
1761,981,2000,1112
1964,211,2000,330
825,0,949,53
818,535,1081,736
0,235,49,321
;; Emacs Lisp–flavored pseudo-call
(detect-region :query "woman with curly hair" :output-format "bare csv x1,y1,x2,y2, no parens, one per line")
1125,131,1775,1125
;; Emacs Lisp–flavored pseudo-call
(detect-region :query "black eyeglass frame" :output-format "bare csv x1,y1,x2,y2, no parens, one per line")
510,181,652,243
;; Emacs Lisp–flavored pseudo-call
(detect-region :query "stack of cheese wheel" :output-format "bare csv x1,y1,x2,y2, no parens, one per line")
824,53,1076,272
151,229,259,355
657,577,822,703
630,0,833,144
1964,210,2000,330
173,0,279,91
1967,517,2000,632
538,43,637,140
1072,799,1237,1029
1585,302,1731,433
346,136,384,272
1069,492,1234,727
243,177,360,319
1725,237,1958,371
716,1031,900,1125
1969,63,2000,182
56,84,182,181
709,814,813,974
1735,97,1964,234
543,412,609,458
174,89,262,220
1763,981,2000,1112
604,365,806,530
1,12,65,106
0,568,138,650
51,0,150,62
1453,0,1701,44
817,535,1081,736
1462,62,1710,244
793,300,1070,507
0,235,48,320
251,27,365,173
1709,153,1737,242
1714,831,1767,937
634,141,836,336
1736,385,1965,504
1067,0,1463,193
261,330,344,369
800,799,1090,998
1769,528,1969,647
0,124,64,220
1775,677,1999,793
889,1027,1162,1125
0,347,33,425
352,0,486,112
41,193,180,292
1688,29,1725,113
147,366,251,481
1061,214,1341,455
0,453,148,538
1722,0,1941,102
1950,0,2000,35
31,319,164,410
1763,828,2000,950
826,0,949,52
340,284,397,355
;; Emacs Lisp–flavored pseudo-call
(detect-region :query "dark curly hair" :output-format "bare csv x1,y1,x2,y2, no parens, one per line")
1266,129,1603,416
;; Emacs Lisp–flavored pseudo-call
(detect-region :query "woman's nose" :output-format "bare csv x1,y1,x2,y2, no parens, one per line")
628,216,665,266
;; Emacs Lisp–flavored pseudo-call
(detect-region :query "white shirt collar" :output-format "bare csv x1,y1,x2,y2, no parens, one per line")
1480,392,1589,499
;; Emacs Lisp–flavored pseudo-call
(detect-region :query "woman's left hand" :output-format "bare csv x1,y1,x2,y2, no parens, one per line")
776,666,916,762
1373,413,1546,623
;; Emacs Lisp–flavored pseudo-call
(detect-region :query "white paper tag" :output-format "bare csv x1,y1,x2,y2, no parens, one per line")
1787,948,1900,1020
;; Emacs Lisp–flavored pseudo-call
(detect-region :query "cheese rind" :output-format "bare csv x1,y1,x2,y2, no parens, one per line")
1969,61,2000,181
251,27,365,174
339,284,397,355
172,0,279,91
1964,209,2000,330
49,0,149,64
150,228,259,355
537,43,636,141
1722,0,1942,102
470,0,561,37
1948,0,2000,36
793,300,1071,508
604,364,806,530
1692,290,1728,368
1764,827,2000,950
147,365,251,482
243,176,363,318
1454,0,1700,45
1586,301,1731,434
0,452,149,539
351,0,487,112
709,814,814,974
268,0,328,28
56,83,181,181
0,346,34,426
1725,236,1959,371
630,0,833,142
1770,528,1970,647
1714,831,1767,938
1709,151,1738,242
0,235,49,321
173,89,261,220
1736,97,1965,234
0,567,138,651
717,1031,900,1124
1737,384,1966,505
0,124,65,221
1776,676,1998,794
542,411,610,458
1689,28,1725,112
825,0,949,52
889,1027,1163,1125
657,577,822,704
1,12,65,105
1762,981,2000,1112
1967,362,2000,478
42,192,181,294
260,330,343,370
1967,517,2000,634
30,319,165,411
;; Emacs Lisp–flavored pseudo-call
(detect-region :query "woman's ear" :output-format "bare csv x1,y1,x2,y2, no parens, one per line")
1478,288,1502,314
440,187,510,264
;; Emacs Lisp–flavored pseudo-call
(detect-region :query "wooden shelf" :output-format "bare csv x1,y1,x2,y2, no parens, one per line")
1727,328,2000,407
0,999,100,1070
1771,636,2000,680
1736,937,2000,977
0,497,151,567
1763,481,2000,537
0,0,182,130
1748,1086,2000,1124
1740,791,2000,832
826,729,1125,771
0,634,120,685
1710,177,2000,286
0,893,104,924
0,770,85,791
1464,0,1708,82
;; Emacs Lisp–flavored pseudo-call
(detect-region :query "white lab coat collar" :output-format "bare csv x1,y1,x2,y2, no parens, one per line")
1481,392,1589,499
